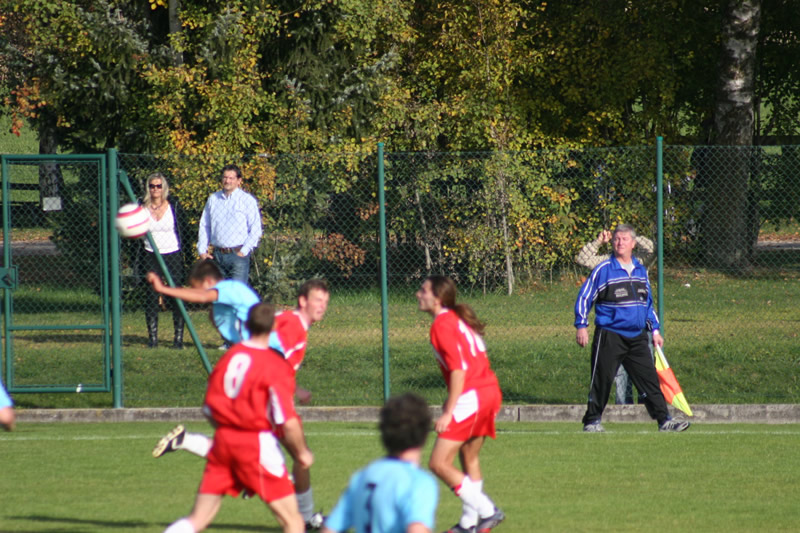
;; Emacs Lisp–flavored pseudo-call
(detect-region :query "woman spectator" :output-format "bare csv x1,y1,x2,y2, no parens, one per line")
142,173,187,349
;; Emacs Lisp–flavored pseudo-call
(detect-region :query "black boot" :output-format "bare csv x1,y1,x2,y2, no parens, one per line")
172,312,184,349
146,309,159,348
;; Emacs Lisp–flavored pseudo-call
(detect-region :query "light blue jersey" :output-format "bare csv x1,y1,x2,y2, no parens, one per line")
212,280,260,343
325,457,438,533
0,379,13,409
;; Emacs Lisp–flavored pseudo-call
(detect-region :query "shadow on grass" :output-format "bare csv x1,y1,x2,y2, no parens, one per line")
9,515,283,532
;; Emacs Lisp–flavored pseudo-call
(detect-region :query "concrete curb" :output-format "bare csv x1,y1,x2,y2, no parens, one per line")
14,404,800,424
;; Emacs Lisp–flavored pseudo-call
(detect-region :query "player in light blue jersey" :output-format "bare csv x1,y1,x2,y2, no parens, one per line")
324,393,438,533
0,377,16,431
147,259,260,344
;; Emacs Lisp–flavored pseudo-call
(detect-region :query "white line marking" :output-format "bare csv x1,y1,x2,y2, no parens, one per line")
1,428,798,442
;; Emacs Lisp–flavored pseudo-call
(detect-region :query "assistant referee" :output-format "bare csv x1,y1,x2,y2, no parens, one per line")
574,223,689,433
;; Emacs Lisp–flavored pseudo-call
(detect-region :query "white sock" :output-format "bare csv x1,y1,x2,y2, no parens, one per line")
459,480,481,528
454,477,481,527
456,477,496,522
181,432,212,458
296,487,315,521
476,483,497,519
164,517,194,533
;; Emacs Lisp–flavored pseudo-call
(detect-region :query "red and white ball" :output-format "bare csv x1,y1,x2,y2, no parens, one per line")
115,203,150,239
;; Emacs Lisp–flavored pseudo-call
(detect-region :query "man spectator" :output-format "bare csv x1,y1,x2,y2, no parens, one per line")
574,224,689,433
197,164,262,284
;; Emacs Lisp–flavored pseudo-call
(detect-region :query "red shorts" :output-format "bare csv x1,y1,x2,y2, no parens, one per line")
439,384,502,442
199,427,294,503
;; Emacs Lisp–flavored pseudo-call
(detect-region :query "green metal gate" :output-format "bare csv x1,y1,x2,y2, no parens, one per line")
0,154,120,405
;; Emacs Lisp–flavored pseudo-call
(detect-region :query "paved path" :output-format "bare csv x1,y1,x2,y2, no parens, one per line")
14,404,800,424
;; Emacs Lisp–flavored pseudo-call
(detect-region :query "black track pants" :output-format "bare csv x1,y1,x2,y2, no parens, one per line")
581,328,669,426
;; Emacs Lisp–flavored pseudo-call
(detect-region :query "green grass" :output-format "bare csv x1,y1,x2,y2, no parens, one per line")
1,421,799,532
6,271,800,408
0,115,38,155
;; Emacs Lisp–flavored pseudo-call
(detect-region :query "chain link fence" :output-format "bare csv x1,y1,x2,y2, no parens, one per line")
2,145,799,408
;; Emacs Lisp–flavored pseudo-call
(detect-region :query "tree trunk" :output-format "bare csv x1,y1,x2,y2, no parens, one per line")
169,0,183,65
705,0,761,272
38,123,64,212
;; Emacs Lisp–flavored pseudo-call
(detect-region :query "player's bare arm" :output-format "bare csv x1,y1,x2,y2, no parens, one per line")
296,386,312,405
147,273,218,304
280,417,314,469
436,369,466,433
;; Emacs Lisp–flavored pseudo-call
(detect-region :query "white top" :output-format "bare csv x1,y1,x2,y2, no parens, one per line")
145,207,180,254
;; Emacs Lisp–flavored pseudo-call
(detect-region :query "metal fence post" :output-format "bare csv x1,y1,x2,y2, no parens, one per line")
108,148,123,407
378,143,390,401
656,136,664,331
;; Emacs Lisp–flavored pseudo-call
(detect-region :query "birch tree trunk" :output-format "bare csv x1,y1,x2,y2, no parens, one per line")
705,0,761,272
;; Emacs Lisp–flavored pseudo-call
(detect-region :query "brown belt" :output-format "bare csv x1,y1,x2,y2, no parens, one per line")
215,246,243,254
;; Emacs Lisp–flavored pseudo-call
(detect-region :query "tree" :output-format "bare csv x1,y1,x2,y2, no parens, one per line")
2,1,162,152
703,0,761,272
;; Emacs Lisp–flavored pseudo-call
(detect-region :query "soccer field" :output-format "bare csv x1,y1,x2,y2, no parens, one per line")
1,421,798,532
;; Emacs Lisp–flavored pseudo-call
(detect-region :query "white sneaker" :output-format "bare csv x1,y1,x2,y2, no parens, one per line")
659,418,690,432
305,511,325,530
152,424,186,457
583,421,605,433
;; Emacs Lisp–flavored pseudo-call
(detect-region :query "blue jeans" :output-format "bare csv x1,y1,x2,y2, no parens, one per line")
614,367,634,404
214,251,251,285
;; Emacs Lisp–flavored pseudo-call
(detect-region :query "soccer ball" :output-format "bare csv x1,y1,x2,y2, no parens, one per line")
115,203,150,239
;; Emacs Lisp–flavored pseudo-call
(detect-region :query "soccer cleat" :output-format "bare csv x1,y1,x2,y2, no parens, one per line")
477,508,505,532
659,418,690,432
305,511,325,531
152,424,186,458
442,525,475,533
583,421,605,433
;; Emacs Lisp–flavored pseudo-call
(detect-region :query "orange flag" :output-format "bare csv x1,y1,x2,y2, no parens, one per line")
654,345,693,416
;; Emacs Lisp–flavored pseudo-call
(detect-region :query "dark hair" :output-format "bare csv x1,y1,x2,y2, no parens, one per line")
379,393,431,456
188,259,223,283
426,275,485,336
245,303,276,336
221,164,242,180
298,279,329,300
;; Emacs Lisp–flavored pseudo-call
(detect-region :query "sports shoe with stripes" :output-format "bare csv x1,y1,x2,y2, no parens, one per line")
152,424,186,458
659,418,690,432
477,508,505,532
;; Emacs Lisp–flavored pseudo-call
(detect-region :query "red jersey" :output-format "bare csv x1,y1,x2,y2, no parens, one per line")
430,309,499,392
269,310,309,373
203,342,298,432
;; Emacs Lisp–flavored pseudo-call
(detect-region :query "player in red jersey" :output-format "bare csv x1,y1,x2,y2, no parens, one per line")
154,279,330,530
416,276,505,533
267,279,329,526
163,303,312,533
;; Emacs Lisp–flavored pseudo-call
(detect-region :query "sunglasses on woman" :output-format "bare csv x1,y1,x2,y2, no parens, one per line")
149,183,163,189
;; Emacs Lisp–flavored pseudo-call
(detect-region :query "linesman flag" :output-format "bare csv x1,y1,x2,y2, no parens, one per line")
654,345,693,417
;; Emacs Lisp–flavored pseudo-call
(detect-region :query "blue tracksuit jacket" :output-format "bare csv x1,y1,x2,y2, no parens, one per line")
574,254,660,338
